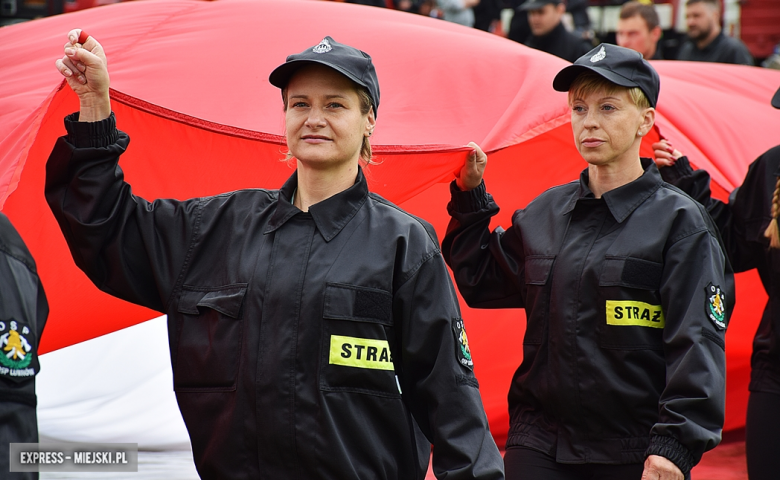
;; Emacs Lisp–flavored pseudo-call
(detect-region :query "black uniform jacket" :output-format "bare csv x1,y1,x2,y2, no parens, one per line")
676,32,753,65
45,113,504,480
442,159,733,475
661,152,780,394
0,212,48,480
524,22,592,63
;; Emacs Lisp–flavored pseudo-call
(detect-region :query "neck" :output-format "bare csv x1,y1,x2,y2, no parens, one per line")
696,25,721,50
293,161,359,212
587,154,644,198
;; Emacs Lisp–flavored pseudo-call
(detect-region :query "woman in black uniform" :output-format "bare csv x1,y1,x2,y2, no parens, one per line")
47,30,503,479
443,44,733,480
653,86,780,480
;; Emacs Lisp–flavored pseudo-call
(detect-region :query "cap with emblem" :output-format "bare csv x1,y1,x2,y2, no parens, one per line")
519,0,561,10
269,36,380,117
552,43,660,108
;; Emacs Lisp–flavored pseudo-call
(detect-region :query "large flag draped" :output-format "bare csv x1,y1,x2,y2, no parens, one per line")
1,0,779,445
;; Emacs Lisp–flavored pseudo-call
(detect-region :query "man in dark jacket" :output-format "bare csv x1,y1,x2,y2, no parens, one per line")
516,0,592,62
677,0,752,65
0,213,48,480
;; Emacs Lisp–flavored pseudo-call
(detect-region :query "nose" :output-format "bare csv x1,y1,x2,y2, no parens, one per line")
304,107,326,129
583,108,599,129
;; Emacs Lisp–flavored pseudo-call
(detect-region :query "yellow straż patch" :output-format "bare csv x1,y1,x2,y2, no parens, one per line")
606,300,665,328
329,335,394,370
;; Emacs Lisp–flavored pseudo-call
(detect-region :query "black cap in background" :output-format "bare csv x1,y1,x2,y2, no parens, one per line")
553,43,660,108
269,36,380,117
519,0,561,11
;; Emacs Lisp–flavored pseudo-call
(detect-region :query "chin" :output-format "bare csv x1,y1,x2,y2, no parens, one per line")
582,153,614,166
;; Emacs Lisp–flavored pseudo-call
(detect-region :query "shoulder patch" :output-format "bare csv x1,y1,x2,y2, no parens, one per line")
0,318,37,379
452,318,473,370
705,283,727,330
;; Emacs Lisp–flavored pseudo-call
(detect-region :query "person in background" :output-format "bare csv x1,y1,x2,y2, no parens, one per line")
444,43,732,480
653,86,780,480
0,212,48,480
507,0,531,45
48,31,504,479
516,0,592,63
392,0,424,14
617,0,663,60
565,0,591,38
677,0,752,65
473,0,503,33
437,0,481,27
345,0,387,7
762,43,780,70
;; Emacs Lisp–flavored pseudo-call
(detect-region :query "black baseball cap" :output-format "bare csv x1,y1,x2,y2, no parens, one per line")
519,0,561,11
553,43,660,108
772,85,780,109
269,36,380,117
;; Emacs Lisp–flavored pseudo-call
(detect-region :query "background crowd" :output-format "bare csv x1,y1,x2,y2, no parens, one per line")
333,0,778,68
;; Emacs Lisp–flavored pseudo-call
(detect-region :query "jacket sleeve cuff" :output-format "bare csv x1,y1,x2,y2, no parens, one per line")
646,435,697,475
448,180,490,213
64,112,119,148
659,156,694,184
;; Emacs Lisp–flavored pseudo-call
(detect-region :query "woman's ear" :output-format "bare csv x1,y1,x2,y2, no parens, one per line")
637,107,655,137
365,107,376,137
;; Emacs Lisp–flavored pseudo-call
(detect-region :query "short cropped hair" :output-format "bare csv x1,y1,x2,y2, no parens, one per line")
620,1,660,31
568,72,651,110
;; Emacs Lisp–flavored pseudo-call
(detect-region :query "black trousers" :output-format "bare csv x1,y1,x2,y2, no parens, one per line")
746,390,780,480
504,445,691,480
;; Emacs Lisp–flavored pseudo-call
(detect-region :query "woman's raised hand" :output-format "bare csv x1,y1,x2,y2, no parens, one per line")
456,142,487,191
55,29,111,122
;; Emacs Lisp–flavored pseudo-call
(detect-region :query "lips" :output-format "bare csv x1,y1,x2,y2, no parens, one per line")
301,135,331,143
581,138,605,148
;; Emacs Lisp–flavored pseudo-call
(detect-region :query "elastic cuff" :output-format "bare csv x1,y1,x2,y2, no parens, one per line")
65,112,118,148
645,435,696,475
448,179,490,213
659,156,694,183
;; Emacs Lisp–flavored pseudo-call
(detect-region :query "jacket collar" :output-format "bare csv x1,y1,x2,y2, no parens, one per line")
563,158,662,223
265,167,369,241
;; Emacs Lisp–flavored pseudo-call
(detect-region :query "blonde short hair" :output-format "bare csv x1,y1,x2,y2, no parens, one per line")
568,72,651,110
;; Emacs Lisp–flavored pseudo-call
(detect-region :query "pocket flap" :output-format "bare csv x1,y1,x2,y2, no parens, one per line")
599,256,663,290
177,286,247,318
524,256,555,285
324,283,393,326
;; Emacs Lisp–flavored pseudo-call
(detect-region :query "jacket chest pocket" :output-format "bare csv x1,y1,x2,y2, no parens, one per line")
174,285,247,391
319,283,400,398
523,255,555,345
597,257,664,350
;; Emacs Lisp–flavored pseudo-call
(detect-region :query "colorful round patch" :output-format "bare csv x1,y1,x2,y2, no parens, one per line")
705,283,727,331
0,319,36,378
452,318,473,370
